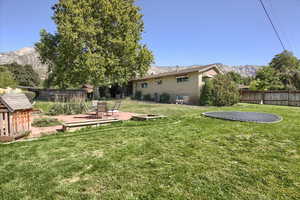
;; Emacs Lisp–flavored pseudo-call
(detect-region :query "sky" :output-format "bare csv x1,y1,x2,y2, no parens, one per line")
0,0,300,66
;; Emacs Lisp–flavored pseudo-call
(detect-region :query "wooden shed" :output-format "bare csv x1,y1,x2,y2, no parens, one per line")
0,93,33,139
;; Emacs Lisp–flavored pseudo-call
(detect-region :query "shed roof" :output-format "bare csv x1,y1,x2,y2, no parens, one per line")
0,93,33,112
132,64,223,81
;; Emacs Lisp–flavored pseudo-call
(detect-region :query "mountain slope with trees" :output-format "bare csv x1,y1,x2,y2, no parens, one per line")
1,47,261,82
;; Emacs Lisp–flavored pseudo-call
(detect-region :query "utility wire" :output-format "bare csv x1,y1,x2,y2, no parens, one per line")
266,0,294,52
258,0,286,51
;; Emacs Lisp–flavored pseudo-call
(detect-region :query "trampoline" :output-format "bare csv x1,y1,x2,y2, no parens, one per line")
203,111,282,123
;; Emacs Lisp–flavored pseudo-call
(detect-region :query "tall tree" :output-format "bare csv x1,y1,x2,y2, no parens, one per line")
36,0,154,89
269,51,300,89
250,51,300,90
250,66,284,90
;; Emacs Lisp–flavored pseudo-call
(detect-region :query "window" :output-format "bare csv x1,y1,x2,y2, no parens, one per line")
141,82,148,88
176,76,189,83
156,80,162,85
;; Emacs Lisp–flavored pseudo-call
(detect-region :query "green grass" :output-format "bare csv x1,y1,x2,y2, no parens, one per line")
32,117,62,127
1,100,300,199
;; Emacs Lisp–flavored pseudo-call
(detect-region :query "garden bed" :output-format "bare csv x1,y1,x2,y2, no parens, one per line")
131,114,166,121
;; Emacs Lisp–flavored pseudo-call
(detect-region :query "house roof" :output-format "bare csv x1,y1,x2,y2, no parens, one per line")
132,64,223,81
0,93,33,112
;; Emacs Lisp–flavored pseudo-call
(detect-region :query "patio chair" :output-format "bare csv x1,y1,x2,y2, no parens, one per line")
88,100,98,112
96,102,108,118
107,100,122,116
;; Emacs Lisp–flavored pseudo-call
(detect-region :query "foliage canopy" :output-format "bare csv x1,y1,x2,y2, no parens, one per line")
36,0,154,89
226,71,253,86
199,79,214,106
200,74,240,106
250,51,300,90
1,63,41,87
0,66,17,88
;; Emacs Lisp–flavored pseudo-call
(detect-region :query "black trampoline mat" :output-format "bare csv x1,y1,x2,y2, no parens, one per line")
203,111,282,123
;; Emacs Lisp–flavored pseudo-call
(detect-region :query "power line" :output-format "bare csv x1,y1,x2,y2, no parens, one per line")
266,0,294,52
258,0,286,51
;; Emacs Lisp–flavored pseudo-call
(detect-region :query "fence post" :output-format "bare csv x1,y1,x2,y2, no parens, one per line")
288,90,290,106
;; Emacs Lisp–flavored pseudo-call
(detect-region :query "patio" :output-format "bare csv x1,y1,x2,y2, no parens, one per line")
30,111,137,138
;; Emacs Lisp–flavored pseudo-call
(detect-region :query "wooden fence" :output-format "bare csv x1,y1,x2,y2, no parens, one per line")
240,90,300,106
23,88,87,102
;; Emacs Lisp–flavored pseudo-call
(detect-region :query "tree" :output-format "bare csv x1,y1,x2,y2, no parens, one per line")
269,51,300,89
0,67,17,88
250,51,300,90
226,71,243,84
199,79,214,106
251,66,284,90
36,0,154,89
226,71,254,86
211,74,240,106
1,63,40,87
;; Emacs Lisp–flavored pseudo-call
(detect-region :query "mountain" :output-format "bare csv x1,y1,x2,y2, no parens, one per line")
221,65,262,77
149,64,262,77
0,47,261,79
0,47,48,79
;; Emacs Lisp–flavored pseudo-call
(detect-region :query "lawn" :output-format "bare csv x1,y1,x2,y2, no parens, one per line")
1,100,300,199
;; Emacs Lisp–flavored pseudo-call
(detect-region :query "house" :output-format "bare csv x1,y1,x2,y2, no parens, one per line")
0,93,33,140
132,64,223,105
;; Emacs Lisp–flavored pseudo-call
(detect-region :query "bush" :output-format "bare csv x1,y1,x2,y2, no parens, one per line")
1,63,40,87
0,66,18,88
143,94,152,101
211,74,240,106
159,93,170,103
23,91,36,103
199,80,214,106
48,102,89,115
134,91,142,100
32,118,61,127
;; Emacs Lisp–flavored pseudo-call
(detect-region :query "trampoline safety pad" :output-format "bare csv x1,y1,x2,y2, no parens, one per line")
203,111,282,123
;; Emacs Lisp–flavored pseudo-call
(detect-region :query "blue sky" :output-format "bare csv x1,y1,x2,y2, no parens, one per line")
1,0,299,66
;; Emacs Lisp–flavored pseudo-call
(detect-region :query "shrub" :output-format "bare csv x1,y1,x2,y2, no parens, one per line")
23,91,36,103
48,102,89,115
1,63,40,87
0,66,18,88
159,93,170,103
143,94,152,101
32,118,61,127
211,74,240,106
199,80,214,106
134,91,142,100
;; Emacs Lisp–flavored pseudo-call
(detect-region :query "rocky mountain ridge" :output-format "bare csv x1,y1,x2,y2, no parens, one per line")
0,47,261,79
0,47,48,79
